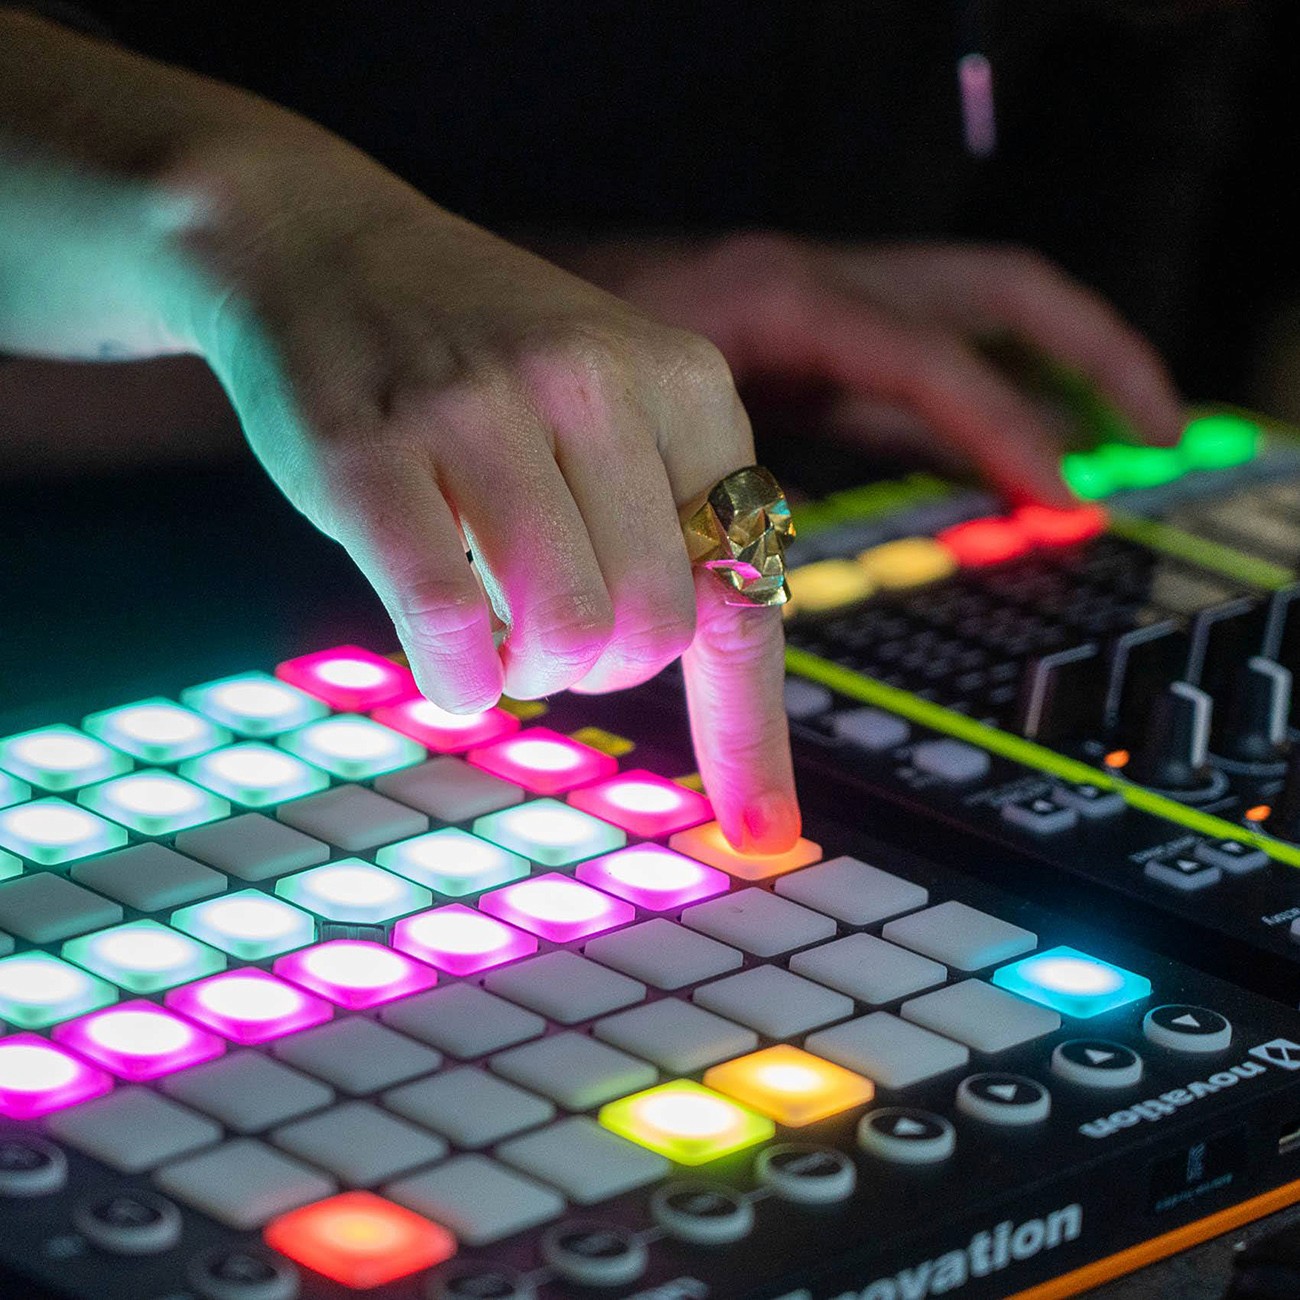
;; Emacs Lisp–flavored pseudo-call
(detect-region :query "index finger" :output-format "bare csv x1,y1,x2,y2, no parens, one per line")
659,345,800,853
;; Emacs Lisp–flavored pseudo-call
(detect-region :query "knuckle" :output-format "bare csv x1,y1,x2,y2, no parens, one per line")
665,330,737,401
391,574,485,637
528,588,616,665
518,327,635,437
693,600,783,663
612,602,698,670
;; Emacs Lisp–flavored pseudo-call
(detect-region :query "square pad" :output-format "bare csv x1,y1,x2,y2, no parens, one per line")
693,966,853,1038
681,887,836,957
775,856,929,926
71,843,226,911
900,980,1060,1052
585,918,741,990
497,1116,669,1205
806,1012,969,1088
161,1050,334,1132
379,984,544,1058
155,1138,335,1229
484,951,645,1024
176,813,328,882
47,1085,221,1172
386,1155,563,1247
491,1032,656,1110
882,901,1036,971
383,1067,554,1147
594,1000,757,1074
277,785,427,852
790,934,946,1005
272,1101,446,1186
0,872,123,942
273,1017,441,1094
375,756,524,822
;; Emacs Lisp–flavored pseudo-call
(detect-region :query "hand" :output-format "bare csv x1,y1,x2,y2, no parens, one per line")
554,234,1185,505
165,130,798,850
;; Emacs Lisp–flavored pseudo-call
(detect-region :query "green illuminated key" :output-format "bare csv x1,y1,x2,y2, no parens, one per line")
0,798,128,867
172,889,316,960
84,697,230,763
1180,413,1259,470
599,1080,773,1165
64,919,225,993
180,744,329,808
0,951,117,1027
182,670,330,737
276,859,432,924
279,715,424,781
0,725,130,792
78,771,229,836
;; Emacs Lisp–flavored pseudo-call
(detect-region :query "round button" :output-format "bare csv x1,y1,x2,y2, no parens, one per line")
74,1190,181,1255
432,1267,535,1300
755,1144,856,1204
857,1108,954,1164
1143,1005,1232,1054
651,1182,754,1244
0,1136,67,1197
189,1246,300,1300
1052,1039,1143,1089
542,1223,648,1287
956,1074,1051,1126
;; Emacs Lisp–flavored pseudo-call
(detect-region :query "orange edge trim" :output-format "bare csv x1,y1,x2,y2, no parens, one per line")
1005,1177,1300,1300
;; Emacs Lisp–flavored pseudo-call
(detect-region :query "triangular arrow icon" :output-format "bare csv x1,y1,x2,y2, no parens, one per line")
891,1117,926,1136
1085,1048,1115,1064
1172,1013,1201,1028
987,1083,1019,1101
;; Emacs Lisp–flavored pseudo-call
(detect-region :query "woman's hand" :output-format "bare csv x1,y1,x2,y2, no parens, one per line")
554,233,1185,504
165,132,798,850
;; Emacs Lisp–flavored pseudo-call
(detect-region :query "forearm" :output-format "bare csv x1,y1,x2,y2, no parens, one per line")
0,8,301,360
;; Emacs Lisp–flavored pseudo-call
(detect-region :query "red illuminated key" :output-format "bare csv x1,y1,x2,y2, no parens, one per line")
265,1191,455,1289
371,695,519,753
466,728,617,795
1012,503,1108,547
568,770,712,837
275,647,414,711
936,518,1029,567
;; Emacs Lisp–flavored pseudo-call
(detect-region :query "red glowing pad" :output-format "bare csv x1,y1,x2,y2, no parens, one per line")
568,770,712,837
466,728,618,795
370,695,520,753
53,1001,224,1081
275,646,414,711
274,940,438,1010
0,1033,113,1119
265,1191,456,1289
479,873,634,942
936,518,1029,567
1012,504,1108,547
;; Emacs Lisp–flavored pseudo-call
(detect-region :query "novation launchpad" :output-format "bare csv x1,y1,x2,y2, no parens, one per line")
5,643,1300,1300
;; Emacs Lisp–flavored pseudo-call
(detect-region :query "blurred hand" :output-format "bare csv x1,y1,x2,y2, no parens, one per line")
166,132,797,850
557,234,1184,505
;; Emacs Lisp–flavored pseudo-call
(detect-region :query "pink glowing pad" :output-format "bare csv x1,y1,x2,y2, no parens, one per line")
392,904,538,976
54,1001,225,1081
274,940,438,1010
0,1033,113,1119
466,728,617,795
576,844,729,911
275,646,414,711
479,873,634,942
165,969,333,1044
568,770,712,837
371,695,519,753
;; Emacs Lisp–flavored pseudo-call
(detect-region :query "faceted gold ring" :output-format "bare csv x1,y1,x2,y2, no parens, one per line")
679,466,794,607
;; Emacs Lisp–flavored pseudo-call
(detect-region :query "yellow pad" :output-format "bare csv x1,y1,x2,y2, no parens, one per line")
705,1045,874,1126
857,537,956,589
784,560,875,617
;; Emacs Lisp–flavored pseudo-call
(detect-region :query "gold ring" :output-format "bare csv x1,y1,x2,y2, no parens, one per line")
680,466,794,607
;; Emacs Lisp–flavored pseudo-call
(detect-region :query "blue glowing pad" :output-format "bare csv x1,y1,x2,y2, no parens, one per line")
992,946,1151,1019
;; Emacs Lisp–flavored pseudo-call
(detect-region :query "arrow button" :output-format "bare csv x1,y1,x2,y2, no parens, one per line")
858,1108,954,1164
1052,1039,1143,1089
1145,1005,1232,1054
957,1073,1051,1125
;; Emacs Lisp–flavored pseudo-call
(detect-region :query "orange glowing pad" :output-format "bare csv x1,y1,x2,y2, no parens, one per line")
264,1191,455,1289
705,1045,874,1126
668,821,821,881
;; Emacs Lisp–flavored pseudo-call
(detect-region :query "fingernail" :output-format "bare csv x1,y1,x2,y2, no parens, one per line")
742,792,801,854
